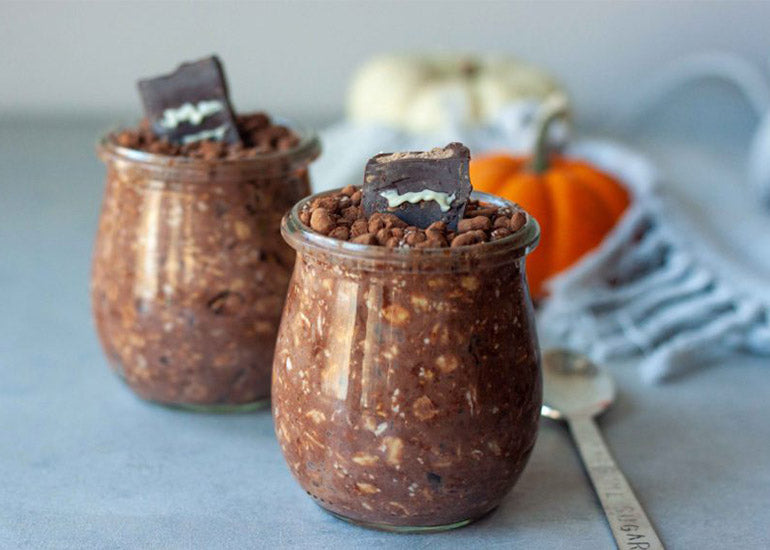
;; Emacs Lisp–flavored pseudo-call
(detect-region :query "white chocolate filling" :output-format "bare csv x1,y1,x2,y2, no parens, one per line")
181,125,228,144
160,100,224,129
380,189,456,212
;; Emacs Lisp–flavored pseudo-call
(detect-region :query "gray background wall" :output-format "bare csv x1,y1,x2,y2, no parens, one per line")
2,1,768,126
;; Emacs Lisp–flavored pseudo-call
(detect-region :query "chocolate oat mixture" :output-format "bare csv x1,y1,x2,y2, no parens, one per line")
299,185,528,248
273,192,541,527
112,112,301,160
93,55,320,409
272,141,542,528
93,135,314,407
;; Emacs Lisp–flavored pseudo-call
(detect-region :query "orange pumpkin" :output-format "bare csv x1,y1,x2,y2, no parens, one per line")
470,100,630,298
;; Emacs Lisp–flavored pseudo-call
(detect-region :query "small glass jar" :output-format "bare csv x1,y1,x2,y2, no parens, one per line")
272,190,542,531
91,126,320,411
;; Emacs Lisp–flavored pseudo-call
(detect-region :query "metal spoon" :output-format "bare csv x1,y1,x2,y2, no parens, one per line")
542,349,664,550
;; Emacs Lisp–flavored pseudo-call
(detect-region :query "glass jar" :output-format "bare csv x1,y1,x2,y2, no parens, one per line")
91,127,320,411
272,190,542,531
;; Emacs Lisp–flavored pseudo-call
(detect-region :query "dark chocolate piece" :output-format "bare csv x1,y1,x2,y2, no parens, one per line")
137,56,241,145
362,143,472,231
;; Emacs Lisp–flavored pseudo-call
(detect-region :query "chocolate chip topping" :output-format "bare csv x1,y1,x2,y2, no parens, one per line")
300,186,527,248
137,56,241,145
112,113,300,159
362,143,472,231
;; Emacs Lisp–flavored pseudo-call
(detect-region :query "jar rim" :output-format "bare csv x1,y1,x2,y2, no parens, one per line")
96,118,321,173
281,189,540,268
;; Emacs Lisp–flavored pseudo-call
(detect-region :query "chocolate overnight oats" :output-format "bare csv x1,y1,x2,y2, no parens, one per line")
91,57,320,410
272,144,542,530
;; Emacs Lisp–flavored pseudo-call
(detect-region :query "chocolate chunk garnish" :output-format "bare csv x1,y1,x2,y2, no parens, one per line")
207,290,244,315
427,472,442,486
362,142,472,231
137,56,241,145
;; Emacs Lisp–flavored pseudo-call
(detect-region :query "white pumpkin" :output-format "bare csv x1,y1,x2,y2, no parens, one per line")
347,53,568,132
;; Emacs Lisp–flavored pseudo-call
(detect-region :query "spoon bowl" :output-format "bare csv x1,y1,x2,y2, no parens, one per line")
542,348,616,420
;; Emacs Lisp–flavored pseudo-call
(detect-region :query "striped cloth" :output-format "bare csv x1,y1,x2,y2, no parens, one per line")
539,140,770,382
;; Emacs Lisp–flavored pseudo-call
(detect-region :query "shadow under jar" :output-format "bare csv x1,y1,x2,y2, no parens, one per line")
92,127,320,411
272,190,542,531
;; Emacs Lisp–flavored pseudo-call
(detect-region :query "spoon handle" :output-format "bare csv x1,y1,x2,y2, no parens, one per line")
568,415,664,550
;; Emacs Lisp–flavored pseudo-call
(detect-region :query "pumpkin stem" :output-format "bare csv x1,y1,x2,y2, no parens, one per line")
530,94,570,174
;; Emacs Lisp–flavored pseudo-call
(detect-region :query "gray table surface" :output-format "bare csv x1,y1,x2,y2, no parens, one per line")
1,116,769,549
